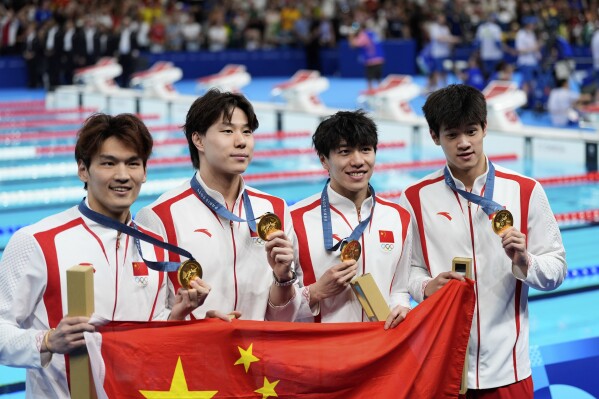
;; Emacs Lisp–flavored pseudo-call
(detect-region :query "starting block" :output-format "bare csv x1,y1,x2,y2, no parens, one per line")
132,61,184,120
271,70,329,112
48,57,123,111
483,81,527,130
358,75,420,121
196,64,251,93
131,61,182,100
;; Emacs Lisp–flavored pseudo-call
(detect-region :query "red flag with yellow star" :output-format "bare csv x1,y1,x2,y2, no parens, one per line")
85,280,474,399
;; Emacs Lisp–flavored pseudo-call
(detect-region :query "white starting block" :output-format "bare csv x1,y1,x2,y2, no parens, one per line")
358,75,421,122
483,81,527,130
131,61,182,100
196,64,251,93
271,70,329,112
132,61,184,121
48,57,123,111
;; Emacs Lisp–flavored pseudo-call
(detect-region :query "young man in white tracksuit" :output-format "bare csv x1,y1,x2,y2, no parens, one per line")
0,114,210,398
291,110,412,328
136,89,301,321
399,84,567,398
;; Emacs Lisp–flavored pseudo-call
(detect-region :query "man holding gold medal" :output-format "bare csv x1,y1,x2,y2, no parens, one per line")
399,84,567,398
291,110,412,328
136,89,301,321
0,113,211,398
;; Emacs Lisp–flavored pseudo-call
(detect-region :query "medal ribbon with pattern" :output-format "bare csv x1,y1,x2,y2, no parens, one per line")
190,173,258,232
443,160,505,216
320,179,376,251
78,200,194,272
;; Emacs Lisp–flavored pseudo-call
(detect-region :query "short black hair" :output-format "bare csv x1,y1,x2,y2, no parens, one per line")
183,88,259,169
312,110,378,157
422,84,487,137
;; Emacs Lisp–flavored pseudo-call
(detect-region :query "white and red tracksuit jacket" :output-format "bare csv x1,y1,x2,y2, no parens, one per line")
0,203,170,398
291,184,412,322
135,174,302,321
398,162,567,389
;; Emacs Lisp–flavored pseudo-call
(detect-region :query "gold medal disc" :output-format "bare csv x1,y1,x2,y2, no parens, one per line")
492,209,514,235
177,259,203,289
340,240,362,262
257,212,282,240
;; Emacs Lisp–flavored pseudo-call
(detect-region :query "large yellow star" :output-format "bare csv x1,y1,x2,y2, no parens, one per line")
234,343,260,373
139,357,218,398
255,377,280,399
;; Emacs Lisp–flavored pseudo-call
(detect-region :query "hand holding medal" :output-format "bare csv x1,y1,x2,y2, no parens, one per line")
257,212,282,240
491,209,513,235
340,240,362,262
177,259,203,290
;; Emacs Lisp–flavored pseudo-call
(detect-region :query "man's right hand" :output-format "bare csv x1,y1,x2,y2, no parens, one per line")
309,260,358,306
43,316,95,354
424,271,465,299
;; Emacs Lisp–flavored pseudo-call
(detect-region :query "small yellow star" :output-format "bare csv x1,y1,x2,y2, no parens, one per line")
254,377,280,399
139,357,218,398
234,343,260,373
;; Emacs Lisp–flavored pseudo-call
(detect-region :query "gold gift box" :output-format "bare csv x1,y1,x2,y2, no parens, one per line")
350,273,390,321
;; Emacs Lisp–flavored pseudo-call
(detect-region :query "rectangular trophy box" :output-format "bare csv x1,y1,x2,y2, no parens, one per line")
452,257,472,279
350,273,391,322
452,257,472,395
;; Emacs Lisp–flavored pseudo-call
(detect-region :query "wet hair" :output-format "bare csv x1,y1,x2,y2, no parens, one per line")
75,113,153,188
312,110,378,157
183,88,259,169
422,84,487,137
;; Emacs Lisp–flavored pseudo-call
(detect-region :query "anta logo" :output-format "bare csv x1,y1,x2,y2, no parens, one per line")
194,228,212,237
437,212,452,221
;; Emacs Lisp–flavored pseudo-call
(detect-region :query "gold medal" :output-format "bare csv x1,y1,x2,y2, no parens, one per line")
492,209,514,234
257,212,282,240
177,259,203,289
340,240,361,261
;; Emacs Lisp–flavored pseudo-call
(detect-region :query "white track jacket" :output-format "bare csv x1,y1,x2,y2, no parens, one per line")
291,184,412,322
398,162,567,389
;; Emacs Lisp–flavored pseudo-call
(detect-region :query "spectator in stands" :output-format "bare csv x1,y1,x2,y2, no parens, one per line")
21,21,44,88
547,78,592,127
489,60,515,83
458,52,486,91
591,23,599,90
206,9,229,52
181,13,202,52
475,13,505,80
515,16,541,108
426,13,460,92
349,19,385,91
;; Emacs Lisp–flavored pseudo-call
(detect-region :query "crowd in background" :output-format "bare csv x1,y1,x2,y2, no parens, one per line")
0,0,596,120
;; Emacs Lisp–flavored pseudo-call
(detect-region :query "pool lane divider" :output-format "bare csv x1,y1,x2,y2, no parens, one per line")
3,140,406,160
0,107,98,117
0,114,160,129
0,128,312,143
0,99,45,109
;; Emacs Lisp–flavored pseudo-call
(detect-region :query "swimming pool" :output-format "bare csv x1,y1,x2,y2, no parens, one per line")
0,79,598,398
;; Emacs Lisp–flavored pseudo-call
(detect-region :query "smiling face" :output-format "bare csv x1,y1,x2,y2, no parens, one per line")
321,140,375,206
432,122,487,187
193,107,254,185
78,136,146,223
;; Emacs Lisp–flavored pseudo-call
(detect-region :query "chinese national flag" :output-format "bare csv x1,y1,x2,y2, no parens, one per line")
379,230,394,243
85,280,474,399
132,262,148,276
